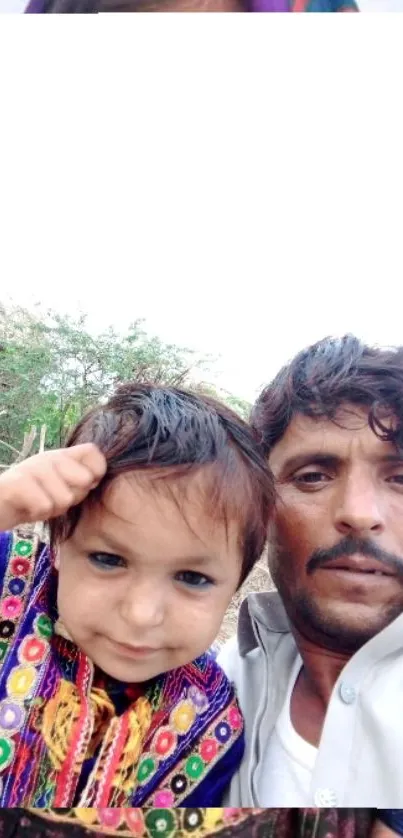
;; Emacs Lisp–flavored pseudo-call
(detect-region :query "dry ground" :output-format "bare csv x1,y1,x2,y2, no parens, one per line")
215,553,275,647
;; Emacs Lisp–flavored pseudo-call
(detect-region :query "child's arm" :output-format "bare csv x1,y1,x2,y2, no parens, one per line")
0,444,106,531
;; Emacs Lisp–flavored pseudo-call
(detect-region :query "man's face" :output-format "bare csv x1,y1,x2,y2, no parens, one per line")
268,405,403,653
133,0,243,9
55,472,241,682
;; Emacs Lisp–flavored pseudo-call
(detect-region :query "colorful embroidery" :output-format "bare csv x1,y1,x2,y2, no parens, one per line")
143,701,242,807
30,808,257,837
0,537,36,663
0,531,243,807
7,808,378,838
0,534,52,789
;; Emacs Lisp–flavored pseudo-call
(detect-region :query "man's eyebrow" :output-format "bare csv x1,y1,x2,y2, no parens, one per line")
278,451,403,475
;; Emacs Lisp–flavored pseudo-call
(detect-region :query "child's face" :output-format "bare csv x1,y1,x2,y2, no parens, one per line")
55,472,242,682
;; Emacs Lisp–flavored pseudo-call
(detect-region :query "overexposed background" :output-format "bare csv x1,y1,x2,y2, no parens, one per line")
1,0,25,8
0,20,402,404
359,0,403,7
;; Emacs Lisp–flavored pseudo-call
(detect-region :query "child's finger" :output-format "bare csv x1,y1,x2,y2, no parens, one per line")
0,444,107,530
64,444,107,482
51,455,104,494
1,473,67,525
29,470,77,517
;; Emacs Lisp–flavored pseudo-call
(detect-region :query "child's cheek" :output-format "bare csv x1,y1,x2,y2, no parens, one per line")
175,594,224,639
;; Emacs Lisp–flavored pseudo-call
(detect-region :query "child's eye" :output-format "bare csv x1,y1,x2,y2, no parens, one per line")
175,570,214,589
88,552,126,570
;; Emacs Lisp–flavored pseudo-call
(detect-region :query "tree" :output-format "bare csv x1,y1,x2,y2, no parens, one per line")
220,392,251,421
0,303,251,465
0,303,54,464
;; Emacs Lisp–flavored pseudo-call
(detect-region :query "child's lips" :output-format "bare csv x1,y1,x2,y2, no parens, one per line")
109,639,161,658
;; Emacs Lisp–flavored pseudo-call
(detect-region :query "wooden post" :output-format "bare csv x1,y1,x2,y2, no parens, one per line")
34,425,47,540
14,426,37,463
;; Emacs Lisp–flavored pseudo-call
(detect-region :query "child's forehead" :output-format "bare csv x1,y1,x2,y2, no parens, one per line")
89,468,223,519
103,469,211,512
78,470,241,551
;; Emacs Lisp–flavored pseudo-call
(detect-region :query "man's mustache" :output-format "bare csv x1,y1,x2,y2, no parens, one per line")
306,536,403,579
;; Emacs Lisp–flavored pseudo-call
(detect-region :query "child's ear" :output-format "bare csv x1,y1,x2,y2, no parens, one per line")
52,546,60,570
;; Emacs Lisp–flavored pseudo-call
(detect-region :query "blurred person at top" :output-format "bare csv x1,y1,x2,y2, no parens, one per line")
25,0,358,13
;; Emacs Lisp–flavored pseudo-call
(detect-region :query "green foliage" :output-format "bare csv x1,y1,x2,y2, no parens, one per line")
221,393,251,421
0,303,251,464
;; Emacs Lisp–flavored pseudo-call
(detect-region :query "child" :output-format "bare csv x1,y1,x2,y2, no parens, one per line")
0,382,274,808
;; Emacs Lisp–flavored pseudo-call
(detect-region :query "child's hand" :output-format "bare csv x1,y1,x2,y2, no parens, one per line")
0,444,107,531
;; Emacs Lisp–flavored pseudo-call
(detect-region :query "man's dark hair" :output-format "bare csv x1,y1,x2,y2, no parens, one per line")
50,381,274,585
251,334,403,455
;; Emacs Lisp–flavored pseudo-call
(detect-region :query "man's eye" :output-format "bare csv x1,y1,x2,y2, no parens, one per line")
294,471,329,485
387,474,403,485
175,570,214,589
88,552,126,569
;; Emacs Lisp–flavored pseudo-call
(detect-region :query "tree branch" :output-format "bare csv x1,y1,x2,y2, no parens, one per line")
0,439,21,456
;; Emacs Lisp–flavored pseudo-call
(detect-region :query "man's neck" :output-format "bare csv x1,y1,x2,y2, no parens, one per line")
296,631,352,704
290,631,352,747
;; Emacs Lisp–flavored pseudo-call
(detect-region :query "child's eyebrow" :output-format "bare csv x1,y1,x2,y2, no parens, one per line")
83,530,140,557
83,531,216,566
180,555,216,567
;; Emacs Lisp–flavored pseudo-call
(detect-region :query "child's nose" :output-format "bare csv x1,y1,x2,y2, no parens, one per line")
120,581,165,629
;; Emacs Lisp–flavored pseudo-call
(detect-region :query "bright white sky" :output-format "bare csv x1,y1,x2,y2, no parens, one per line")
1,26,402,403
5,242,403,403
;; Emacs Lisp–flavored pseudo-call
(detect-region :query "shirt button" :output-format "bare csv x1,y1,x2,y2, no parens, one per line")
339,682,357,704
314,788,338,806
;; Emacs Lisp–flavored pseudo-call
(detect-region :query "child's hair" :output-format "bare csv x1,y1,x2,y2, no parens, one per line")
40,0,242,10
50,382,274,586
41,0,174,9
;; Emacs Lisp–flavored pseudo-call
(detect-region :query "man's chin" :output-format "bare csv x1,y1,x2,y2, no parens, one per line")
294,595,403,653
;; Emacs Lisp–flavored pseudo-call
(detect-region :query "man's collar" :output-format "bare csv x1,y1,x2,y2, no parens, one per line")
238,590,291,656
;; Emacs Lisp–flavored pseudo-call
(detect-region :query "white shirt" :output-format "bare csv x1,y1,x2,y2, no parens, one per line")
261,657,317,805
359,0,403,8
218,590,403,806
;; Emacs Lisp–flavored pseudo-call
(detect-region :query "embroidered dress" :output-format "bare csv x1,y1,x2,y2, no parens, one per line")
0,808,377,838
0,531,244,807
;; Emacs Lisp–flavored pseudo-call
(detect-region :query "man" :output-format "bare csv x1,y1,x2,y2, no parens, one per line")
218,335,403,808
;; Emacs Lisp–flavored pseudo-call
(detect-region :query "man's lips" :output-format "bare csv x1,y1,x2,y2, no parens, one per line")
318,555,396,577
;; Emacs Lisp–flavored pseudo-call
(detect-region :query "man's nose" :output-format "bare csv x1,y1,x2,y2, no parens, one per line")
334,474,384,536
